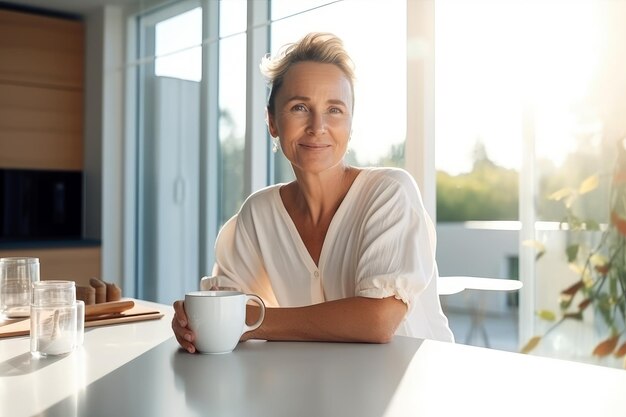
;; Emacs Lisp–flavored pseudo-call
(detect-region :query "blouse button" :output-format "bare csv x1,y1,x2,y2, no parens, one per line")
313,271,320,278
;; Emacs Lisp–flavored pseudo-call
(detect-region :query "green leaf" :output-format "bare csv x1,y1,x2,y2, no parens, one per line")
610,276,617,299
563,312,583,320
536,310,556,321
548,187,574,201
521,336,542,354
597,294,613,326
522,239,545,251
566,244,579,262
578,174,599,195
522,239,546,261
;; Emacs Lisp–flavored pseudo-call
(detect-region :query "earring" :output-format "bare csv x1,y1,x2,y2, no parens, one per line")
272,137,280,153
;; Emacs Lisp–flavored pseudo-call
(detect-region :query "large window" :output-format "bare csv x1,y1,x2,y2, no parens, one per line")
434,0,626,368
135,0,202,304
154,7,202,82
217,1,247,227
434,0,524,352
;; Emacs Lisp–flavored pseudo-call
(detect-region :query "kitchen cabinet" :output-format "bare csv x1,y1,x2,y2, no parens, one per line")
0,7,99,281
0,245,101,287
0,8,83,89
0,8,84,170
0,83,83,169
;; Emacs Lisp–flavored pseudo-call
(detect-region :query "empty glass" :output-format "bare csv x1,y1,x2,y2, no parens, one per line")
0,257,40,319
30,280,84,357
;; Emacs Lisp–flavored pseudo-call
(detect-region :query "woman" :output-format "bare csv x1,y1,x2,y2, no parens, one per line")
173,32,454,353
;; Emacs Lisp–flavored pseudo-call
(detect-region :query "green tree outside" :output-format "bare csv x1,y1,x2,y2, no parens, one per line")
436,142,519,222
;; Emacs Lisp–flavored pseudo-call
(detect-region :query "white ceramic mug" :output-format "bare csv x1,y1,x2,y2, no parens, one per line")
185,291,265,354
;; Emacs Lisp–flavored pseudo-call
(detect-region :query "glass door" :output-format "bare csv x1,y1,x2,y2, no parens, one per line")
135,1,203,304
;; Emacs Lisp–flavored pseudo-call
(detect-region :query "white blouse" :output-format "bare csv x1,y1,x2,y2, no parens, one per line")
214,167,454,342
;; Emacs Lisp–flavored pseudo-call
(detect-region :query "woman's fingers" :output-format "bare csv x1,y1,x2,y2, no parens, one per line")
172,316,196,353
171,300,196,353
173,300,188,327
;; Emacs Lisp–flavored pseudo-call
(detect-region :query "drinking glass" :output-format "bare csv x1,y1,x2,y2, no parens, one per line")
0,257,40,319
30,280,84,357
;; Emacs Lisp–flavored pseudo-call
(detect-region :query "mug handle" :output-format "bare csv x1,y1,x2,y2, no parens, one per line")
243,294,265,333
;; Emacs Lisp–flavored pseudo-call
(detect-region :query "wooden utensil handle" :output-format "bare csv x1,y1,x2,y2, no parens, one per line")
84,300,135,318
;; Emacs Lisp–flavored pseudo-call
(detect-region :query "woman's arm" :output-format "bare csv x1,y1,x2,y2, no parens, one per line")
172,296,406,353
242,296,407,344
172,295,406,354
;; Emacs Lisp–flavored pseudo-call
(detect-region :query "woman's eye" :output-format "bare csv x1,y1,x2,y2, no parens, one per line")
329,107,343,114
292,104,307,112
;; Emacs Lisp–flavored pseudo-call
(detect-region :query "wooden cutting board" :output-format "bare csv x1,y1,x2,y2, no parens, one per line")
0,301,164,339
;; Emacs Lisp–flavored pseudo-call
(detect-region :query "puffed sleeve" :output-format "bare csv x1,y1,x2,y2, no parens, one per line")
214,212,279,306
354,171,437,311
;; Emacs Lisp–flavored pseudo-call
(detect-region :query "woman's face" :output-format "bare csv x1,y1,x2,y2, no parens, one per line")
268,61,353,175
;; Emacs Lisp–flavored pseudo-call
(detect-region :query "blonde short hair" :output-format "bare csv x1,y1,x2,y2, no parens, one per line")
260,32,356,115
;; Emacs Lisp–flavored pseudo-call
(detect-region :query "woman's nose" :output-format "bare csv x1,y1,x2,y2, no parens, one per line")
306,112,327,136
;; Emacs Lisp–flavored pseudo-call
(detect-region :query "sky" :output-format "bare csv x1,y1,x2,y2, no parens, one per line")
434,0,602,175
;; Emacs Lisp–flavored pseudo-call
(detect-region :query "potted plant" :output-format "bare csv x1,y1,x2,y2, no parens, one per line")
522,139,626,366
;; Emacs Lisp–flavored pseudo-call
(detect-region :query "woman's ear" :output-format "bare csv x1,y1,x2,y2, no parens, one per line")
266,108,278,138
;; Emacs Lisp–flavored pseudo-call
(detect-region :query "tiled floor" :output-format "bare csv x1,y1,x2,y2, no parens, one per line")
443,307,519,353
443,305,626,370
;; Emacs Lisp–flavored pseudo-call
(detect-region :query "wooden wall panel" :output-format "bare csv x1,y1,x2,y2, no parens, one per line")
0,9,84,89
0,83,83,169
0,11,92,288
0,247,101,287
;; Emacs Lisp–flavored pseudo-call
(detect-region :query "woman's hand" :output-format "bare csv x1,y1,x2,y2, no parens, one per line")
172,300,196,353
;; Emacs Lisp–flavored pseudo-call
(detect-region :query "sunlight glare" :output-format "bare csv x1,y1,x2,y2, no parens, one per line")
436,0,602,173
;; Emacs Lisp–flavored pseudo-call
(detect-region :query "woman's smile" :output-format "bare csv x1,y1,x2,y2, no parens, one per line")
299,142,332,150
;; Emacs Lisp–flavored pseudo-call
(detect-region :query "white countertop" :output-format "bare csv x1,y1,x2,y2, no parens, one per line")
0,299,174,417
1,299,626,417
